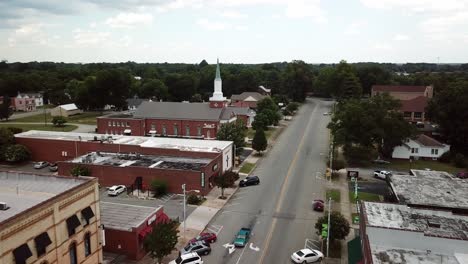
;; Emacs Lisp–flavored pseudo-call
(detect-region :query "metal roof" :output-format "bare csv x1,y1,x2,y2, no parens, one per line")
100,202,161,231
133,101,223,121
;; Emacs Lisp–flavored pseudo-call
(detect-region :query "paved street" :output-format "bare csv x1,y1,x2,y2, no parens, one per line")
203,98,333,264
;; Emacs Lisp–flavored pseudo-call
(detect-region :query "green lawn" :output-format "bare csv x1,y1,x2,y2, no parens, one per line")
0,124,78,132
349,191,381,203
326,189,341,202
239,162,255,174
9,112,102,125
379,159,459,174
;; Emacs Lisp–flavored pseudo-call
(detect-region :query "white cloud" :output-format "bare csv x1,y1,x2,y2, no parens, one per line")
73,28,110,46
359,0,466,13
421,11,468,33
285,0,326,23
394,34,409,41
374,42,393,51
8,24,50,47
344,21,367,35
235,25,248,31
105,12,153,28
221,11,247,19
196,19,227,30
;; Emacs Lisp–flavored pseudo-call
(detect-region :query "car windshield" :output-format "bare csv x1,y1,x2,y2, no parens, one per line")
237,235,246,239
183,244,192,251
175,256,183,264
296,250,305,257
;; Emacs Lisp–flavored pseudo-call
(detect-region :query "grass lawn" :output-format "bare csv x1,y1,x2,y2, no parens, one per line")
326,189,341,202
0,124,78,132
379,159,460,174
349,191,381,203
9,112,102,125
239,162,255,174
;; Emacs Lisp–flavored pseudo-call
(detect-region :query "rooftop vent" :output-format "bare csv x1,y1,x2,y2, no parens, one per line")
0,202,10,211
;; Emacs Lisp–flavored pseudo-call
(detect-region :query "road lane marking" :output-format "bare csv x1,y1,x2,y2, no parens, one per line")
257,103,317,264
235,244,248,264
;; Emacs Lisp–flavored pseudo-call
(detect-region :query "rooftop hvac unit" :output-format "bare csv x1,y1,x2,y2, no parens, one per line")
0,202,9,210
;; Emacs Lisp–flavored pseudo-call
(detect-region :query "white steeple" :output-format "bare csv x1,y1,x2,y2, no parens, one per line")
209,58,226,102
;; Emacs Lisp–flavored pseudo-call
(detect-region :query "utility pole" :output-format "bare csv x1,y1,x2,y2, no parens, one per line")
182,183,186,238
326,197,331,257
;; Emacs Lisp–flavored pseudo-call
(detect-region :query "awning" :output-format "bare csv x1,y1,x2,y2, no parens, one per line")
13,243,32,264
348,236,363,264
81,206,95,224
66,215,81,236
124,129,131,134
138,225,153,239
34,232,52,256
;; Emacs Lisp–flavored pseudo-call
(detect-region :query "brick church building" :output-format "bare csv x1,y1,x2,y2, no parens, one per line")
97,60,254,139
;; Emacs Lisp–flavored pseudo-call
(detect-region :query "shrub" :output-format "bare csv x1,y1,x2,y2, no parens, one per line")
52,116,67,127
331,158,347,170
454,153,467,168
70,165,91,176
438,151,452,163
344,145,376,166
7,127,23,134
151,179,168,197
187,194,203,205
3,144,31,162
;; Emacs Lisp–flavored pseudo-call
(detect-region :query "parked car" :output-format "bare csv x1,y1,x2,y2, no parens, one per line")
181,241,211,256
234,228,251,247
291,248,324,263
49,163,58,172
169,252,203,264
312,199,324,212
373,159,390,164
323,112,330,116
34,161,49,169
239,176,260,187
374,170,391,180
107,185,126,196
457,172,468,179
189,232,217,244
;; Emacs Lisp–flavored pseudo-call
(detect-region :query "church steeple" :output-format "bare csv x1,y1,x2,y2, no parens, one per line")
209,58,227,108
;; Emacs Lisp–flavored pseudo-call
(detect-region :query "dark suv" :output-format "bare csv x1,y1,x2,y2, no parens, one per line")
239,176,260,187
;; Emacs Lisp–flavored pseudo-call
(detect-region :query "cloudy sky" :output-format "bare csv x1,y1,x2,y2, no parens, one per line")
1,0,467,63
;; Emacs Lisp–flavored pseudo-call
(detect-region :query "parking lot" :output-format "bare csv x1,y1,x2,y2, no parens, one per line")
0,161,57,175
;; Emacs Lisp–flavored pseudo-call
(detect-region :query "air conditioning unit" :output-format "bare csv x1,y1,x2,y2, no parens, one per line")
0,202,9,210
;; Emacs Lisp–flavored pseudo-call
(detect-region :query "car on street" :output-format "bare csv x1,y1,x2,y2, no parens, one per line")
374,170,391,180
169,252,203,264
34,161,49,169
233,228,251,247
107,185,126,196
312,199,324,212
181,241,211,256
49,163,58,172
291,248,324,263
239,176,260,187
189,232,217,244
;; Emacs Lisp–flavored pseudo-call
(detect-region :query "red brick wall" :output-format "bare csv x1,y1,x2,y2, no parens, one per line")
57,160,217,195
97,118,145,136
144,119,219,139
16,137,221,162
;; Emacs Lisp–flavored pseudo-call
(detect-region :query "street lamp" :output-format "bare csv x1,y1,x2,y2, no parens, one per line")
182,184,200,239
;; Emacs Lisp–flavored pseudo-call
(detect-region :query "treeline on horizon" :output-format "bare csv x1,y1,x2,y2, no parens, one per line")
1,59,468,111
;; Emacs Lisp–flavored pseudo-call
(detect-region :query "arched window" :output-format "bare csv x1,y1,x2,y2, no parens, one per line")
84,233,91,257
69,242,77,264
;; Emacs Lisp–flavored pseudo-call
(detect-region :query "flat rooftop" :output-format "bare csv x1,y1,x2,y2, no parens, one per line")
100,202,162,231
71,152,212,171
363,202,468,241
16,130,232,153
0,171,89,224
371,245,460,264
388,169,468,210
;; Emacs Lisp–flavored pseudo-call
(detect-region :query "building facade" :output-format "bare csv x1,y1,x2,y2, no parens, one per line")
392,134,450,160
230,92,266,109
0,171,103,264
51,104,83,117
10,93,36,112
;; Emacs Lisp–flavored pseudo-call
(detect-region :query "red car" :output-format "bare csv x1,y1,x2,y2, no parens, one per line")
189,232,217,244
312,199,324,212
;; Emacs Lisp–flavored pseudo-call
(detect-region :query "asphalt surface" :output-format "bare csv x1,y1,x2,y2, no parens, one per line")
203,98,333,264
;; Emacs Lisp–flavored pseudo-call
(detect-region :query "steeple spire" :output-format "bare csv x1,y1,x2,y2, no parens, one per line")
215,58,221,80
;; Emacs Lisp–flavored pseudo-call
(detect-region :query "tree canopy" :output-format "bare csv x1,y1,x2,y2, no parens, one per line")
216,120,247,150
252,128,267,153
315,211,350,241
144,220,179,264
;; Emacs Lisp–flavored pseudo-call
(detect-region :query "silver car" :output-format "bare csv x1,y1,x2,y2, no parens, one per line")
34,161,49,169
181,241,211,256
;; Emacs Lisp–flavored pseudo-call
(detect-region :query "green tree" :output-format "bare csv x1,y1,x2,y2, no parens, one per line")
52,116,67,127
257,97,280,126
0,96,13,120
252,113,269,131
144,220,179,264
313,67,336,97
199,59,209,68
281,60,313,102
315,211,350,241
70,165,91,176
252,129,267,154
3,144,31,162
286,102,299,113
339,72,362,100
427,80,468,154
356,64,392,95
0,127,14,147
213,171,239,199
95,69,131,110
140,79,169,100
190,93,203,102
150,179,168,197
216,120,246,150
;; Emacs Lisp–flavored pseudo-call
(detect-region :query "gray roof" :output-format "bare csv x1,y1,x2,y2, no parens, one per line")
0,171,88,224
388,170,468,210
134,101,223,121
100,202,162,231
221,107,251,120
230,92,265,101
126,98,148,108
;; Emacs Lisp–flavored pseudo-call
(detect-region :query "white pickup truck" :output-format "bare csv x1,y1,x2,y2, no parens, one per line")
373,170,391,180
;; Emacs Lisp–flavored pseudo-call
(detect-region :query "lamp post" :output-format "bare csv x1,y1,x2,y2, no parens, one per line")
326,197,332,257
182,184,200,238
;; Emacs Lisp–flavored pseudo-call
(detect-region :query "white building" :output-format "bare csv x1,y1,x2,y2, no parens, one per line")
392,134,450,160
51,103,83,117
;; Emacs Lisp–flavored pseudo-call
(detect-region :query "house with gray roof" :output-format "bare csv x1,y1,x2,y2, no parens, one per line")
392,134,450,160
230,92,267,109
